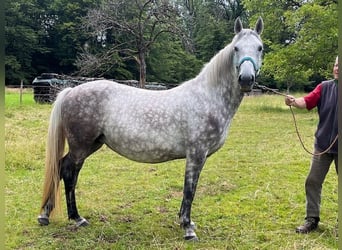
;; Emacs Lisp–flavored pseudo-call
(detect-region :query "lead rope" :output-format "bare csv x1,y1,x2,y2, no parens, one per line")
254,83,338,156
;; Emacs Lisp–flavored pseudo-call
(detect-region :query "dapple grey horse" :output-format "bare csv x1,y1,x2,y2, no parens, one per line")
38,17,263,241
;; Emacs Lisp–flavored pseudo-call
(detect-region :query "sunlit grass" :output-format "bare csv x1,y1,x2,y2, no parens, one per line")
5,90,337,249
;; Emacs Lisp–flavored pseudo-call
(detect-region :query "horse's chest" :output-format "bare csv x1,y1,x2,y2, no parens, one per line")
203,102,238,153
190,109,229,149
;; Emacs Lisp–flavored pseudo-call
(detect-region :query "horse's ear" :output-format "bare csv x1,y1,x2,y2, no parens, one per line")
234,17,243,34
254,17,263,35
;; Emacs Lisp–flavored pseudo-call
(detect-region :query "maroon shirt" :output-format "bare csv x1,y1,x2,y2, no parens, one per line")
303,79,338,154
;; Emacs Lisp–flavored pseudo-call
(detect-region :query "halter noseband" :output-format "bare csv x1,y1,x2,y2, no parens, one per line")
238,56,260,72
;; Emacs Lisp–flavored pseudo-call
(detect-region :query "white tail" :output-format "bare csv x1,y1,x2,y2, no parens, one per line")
40,88,72,215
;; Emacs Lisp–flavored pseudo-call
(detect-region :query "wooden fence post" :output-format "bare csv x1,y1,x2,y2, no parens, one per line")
19,80,23,105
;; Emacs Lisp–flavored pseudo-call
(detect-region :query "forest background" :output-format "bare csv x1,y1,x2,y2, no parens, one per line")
5,0,337,91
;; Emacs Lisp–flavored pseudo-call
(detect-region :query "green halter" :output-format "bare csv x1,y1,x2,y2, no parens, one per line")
238,56,260,72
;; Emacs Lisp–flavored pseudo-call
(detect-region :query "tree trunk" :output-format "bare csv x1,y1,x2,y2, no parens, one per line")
138,51,146,88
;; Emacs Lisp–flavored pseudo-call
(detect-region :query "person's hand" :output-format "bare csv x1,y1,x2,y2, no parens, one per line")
285,95,296,106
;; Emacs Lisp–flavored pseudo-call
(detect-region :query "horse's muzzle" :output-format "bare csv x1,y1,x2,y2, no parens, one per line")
238,73,255,92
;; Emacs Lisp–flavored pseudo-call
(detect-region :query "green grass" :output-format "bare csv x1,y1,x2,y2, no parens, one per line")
5,89,338,249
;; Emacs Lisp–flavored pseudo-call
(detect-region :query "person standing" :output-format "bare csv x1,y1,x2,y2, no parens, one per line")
284,56,338,233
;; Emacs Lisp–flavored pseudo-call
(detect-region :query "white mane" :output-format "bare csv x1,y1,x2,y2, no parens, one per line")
200,43,236,86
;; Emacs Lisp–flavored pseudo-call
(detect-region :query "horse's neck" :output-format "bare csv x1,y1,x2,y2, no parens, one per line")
198,45,243,106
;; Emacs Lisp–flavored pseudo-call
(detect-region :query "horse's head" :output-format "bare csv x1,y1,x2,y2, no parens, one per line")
233,17,263,92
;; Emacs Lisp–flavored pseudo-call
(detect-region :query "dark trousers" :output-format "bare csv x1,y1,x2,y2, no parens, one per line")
305,150,338,219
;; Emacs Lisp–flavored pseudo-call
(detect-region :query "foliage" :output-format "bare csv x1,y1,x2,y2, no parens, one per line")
38,0,96,72
5,0,337,90
284,3,337,78
243,0,337,90
5,0,97,85
147,35,202,84
189,0,245,62
192,5,231,61
5,0,43,84
5,89,338,249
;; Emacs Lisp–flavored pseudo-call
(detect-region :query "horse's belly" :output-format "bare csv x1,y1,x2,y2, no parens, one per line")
107,142,186,163
104,132,186,163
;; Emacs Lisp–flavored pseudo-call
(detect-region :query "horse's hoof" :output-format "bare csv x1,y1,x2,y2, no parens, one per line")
37,215,49,226
75,217,89,227
184,235,199,241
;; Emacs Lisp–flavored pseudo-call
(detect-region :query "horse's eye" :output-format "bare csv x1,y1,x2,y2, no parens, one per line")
258,46,263,52
234,46,239,52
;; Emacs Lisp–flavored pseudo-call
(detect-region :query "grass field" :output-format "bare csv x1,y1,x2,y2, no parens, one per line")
5,88,338,249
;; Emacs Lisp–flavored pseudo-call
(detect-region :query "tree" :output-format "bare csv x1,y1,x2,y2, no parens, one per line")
5,0,44,85
147,33,202,83
31,0,97,74
242,0,337,90
78,0,185,88
5,0,97,85
182,0,245,62
284,3,337,78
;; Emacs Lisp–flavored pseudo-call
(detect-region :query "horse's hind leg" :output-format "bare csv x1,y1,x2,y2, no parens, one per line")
61,137,104,226
37,152,88,226
60,153,89,227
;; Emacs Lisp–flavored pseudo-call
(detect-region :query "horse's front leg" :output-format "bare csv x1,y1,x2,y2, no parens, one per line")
179,151,207,241
60,153,89,227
